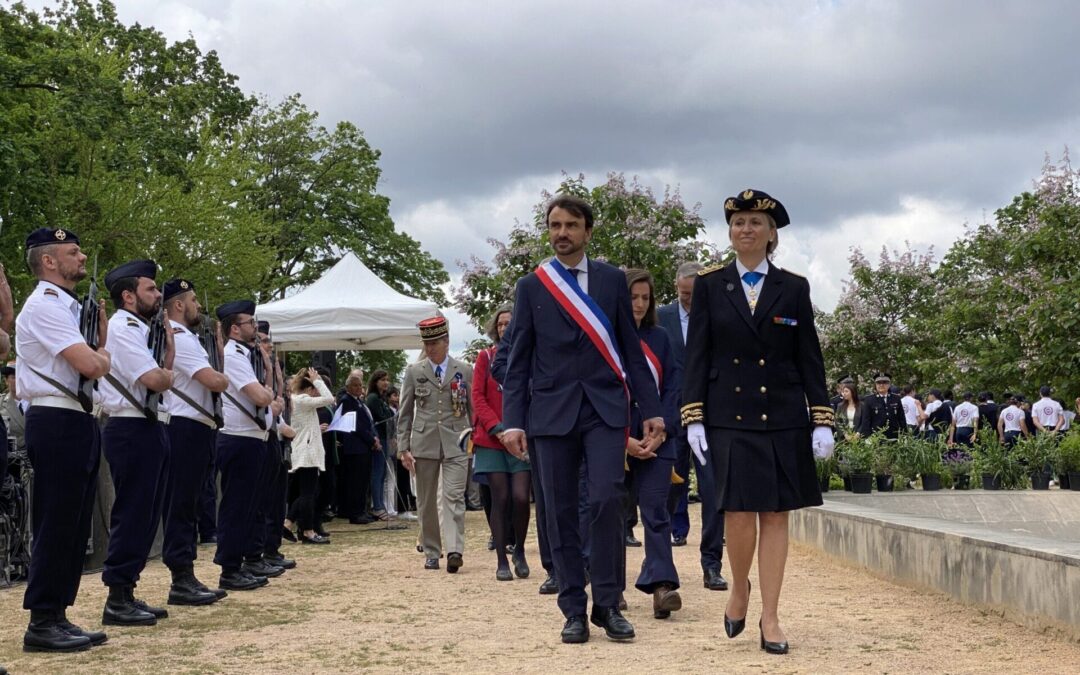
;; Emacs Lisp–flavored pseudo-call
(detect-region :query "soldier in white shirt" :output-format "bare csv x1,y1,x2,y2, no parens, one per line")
1032,386,1065,433
160,279,229,607
17,228,112,653
996,396,1029,448
213,300,279,591
948,392,980,447
98,260,175,627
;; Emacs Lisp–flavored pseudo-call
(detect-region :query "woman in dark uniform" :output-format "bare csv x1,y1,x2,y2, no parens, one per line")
623,269,683,619
681,189,834,655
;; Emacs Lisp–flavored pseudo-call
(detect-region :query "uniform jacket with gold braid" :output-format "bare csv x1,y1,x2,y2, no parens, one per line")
680,261,834,431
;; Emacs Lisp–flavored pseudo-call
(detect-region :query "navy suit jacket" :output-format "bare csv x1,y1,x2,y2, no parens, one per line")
657,301,687,370
336,392,378,455
630,325,681,458
503,258,663,437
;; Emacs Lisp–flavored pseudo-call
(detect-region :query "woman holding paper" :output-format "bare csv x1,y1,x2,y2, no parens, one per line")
680,190,834,655
284,367,336,544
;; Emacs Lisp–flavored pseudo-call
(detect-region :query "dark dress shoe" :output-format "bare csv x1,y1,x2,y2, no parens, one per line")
703,568,729,591
496,568,513,581
281,526,298,543
168,577,219,606
265,554,297,569
314,525,332,538
512,554,530,579
539,575,559,595
57,617,108,646
218,571,263,591
446,552,463,573
300,533,330,545
349,515,376,525
652,585,682,619
672,535,688,547
561,615,590,644
590,606,635,641
487,535,496,551
24,616,92,653
242,560,284,578
625,533,642,547
102,586,157,626
759,620,789,654
424,558,440,570
724,580,751,638
199,535,217,545
242,570,269,587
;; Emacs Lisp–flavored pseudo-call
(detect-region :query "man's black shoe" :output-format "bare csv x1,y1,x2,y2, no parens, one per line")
242,570,269,587
199,535,217,545
349,515,376,525
590,606,635,641
102,586,157,626
539,575,559,595
218,570,262,591
424,558,440,570
265,554,297,570
672,535,688,547
703,568,729,591
24,612,92,652
242,560,284,578
168,577,219,606
625,532,642,547
561,615,590,644
446,552,463,574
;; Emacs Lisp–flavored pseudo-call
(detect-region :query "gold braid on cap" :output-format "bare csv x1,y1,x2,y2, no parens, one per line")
680,402,704,426
810,405,835,428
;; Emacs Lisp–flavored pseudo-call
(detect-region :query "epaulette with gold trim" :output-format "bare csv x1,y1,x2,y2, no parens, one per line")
126,318,140,328
680,401,705,426
697,264,723,276
810,405,835,428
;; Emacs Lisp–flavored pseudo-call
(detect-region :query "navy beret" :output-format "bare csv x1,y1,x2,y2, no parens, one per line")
162,278,196,302
257,320,270,334
724,189,790,228
26,227,80,250
104,259,157,293
216,300,256,320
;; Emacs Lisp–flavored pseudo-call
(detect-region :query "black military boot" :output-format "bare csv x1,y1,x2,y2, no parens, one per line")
57,609,108,646
128,584,169,619
24,610,92,652
168,566,219,606
102,585,156,626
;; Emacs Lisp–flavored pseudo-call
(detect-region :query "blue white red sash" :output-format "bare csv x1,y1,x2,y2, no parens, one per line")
640,339,662,393
535,260,626,384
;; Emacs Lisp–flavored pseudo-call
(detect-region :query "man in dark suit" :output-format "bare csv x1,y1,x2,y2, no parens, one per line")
502,194,665,644
657,262,728,591
337,371,379,524
858,372,904,439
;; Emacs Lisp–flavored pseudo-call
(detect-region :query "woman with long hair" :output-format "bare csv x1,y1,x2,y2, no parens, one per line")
681,190,834,654
366,369,394,520
834,382,862,438
470,303,531,581
284,367,336,544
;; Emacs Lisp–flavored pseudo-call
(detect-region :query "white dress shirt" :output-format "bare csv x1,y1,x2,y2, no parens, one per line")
735,258,769,312
1000,405,1024,432
98,309,158,415
163,319,216,425
221,339,269,434
561,255,589,294
14,281,86,401
1033,397,1064,428
953,401,979,429
901,395,919,426
678,302,690,344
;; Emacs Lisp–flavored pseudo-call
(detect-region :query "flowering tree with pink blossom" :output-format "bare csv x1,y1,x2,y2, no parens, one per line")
453,173,722,331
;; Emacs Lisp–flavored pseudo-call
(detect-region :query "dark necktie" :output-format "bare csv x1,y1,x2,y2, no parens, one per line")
569,268,581,280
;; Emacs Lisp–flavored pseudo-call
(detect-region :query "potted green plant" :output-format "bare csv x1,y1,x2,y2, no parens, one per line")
911,435,945,491
943,449,973,489
1057,431,1080,491
837,437,874,494
973,434,1016,490
869,431,898,492
1013,432,1058,490
815,453,836,493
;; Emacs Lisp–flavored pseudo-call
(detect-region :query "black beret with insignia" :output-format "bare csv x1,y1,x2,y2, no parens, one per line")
723,189,790,228
104,259,157,293
26,227,80,250
163,278,196,302
257,320,270,334
216,299,256,320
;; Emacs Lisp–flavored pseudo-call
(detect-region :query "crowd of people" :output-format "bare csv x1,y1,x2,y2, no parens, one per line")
5,187,839,658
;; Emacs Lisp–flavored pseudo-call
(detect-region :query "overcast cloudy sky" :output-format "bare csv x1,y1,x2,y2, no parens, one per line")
37,0,1080,348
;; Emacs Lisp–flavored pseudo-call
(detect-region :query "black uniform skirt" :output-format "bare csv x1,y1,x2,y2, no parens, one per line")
707,426,822,513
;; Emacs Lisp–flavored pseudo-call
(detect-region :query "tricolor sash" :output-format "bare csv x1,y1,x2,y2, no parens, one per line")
535,260,626,384
640,339,662,394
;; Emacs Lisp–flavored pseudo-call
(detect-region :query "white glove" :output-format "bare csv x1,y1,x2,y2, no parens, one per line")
687,423,708,466
812,426,835,460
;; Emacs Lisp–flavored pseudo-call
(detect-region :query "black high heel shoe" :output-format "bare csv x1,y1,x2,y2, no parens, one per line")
723,580,750,638
759,619,789,655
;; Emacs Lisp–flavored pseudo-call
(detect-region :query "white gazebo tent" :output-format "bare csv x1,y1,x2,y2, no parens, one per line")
255,252,439,351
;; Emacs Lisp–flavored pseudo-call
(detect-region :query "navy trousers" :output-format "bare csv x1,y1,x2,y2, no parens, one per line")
668,435,691,538
102,417,170,587
163,417,214,570
197,435,218,541
244,437,276,561
529,438,553,575
694,447,725,572
262,434,287,558
955,427,975,447
629,454,680,593
23,407,101,611
534,399,626,618
214,433,265,572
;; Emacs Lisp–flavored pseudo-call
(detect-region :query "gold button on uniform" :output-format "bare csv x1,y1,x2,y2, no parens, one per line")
758,359,765,366
760,386,767,394
735,386,741,393
761,414,768,421
733,358,740,365
736,415,742,421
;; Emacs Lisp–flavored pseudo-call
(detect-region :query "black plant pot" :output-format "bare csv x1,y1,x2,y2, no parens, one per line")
922,474,942,491
875,474,894,492
843,475,852,492
1069,471,1080,491
850,472,873,494
1060,473,1072,490
982,473,1002,490
954,474,971,490
1030,472,1051,490
819,475,831,493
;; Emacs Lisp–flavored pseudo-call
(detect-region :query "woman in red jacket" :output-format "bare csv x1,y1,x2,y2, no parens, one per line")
471,303,531,581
